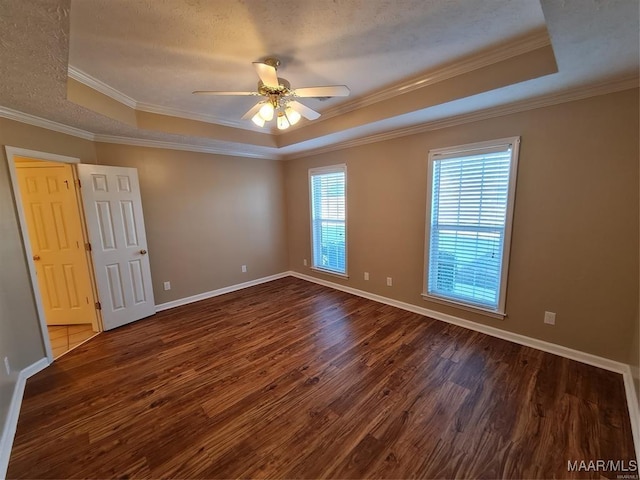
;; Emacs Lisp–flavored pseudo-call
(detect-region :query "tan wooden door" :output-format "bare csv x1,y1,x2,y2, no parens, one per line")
16,160,98,326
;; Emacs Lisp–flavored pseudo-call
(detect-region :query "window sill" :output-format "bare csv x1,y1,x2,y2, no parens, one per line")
421,293,506,320
310,267,349,280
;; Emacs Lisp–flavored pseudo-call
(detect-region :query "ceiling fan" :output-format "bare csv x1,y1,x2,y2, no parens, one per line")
193,57,350,130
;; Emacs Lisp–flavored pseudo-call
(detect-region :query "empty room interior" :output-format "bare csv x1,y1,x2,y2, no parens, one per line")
0,0,639,478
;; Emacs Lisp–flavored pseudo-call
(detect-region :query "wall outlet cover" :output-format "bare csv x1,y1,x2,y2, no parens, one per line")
544,311,556,325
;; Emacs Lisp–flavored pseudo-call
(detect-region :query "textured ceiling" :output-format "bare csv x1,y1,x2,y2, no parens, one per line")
68,0,546,121
0,0,638,160
0,0,278,157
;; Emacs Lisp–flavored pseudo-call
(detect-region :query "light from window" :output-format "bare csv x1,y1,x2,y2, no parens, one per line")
424,138,520,314
310,165,347,275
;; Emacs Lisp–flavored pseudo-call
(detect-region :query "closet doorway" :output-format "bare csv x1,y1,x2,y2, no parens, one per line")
7,148,101,360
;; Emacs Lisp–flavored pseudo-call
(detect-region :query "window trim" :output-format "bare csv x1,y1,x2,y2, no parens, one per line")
309,164,348,278
422,137,520,318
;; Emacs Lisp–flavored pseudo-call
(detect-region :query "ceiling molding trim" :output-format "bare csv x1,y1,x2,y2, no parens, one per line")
295,29,553,127
135,101,253,130
3,76,636,163
286,76,639,160
69,31,549,138
69,66,258,131
0,105,279,159
68,66,137,109
0,105,95,141
93,134,281,160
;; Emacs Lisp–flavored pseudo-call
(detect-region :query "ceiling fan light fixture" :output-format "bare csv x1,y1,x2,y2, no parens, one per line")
258,102,274,121
277,112,290,130
196,57,349,129
251,113,266,127
285,107,301,126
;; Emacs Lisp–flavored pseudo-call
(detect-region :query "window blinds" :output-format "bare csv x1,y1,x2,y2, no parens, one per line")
427,146,513,310
310,167,346,274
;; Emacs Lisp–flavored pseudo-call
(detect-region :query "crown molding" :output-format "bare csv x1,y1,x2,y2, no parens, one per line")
285,76,639,160
296,29,553,126
135,101,255,130
3,75,637,163
68,66,137,109
93,134,280,160
70,30,550,138
0,104,279,159
69,65,258,131
0,106,95,141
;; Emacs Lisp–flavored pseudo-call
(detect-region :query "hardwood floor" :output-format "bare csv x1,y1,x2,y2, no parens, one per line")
47,324,97,359
8,277,636,479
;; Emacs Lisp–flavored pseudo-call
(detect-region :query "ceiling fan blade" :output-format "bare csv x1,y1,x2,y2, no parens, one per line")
292,85,350,97
253,62,279,88
192,90,258,96
241,102,264,120
288,100,321,120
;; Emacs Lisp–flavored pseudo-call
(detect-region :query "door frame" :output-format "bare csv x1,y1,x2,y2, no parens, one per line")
5,146,102,363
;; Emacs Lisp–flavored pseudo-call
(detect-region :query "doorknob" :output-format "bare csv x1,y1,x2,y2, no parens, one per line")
139,249,147,255
33,254,40,261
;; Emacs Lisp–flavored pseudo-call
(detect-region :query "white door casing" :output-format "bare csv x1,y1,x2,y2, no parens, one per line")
77,164,155,330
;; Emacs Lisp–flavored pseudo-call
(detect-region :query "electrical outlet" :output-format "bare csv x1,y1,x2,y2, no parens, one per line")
241,265,247,273
163,281,171,291
303,259,308,266
544,311,556,325
386,277,393,287
364,272,369,281
4,357,10,375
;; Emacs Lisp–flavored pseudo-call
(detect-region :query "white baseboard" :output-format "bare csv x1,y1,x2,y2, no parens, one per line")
289,271,629,372
288,270,639,458
0,357,49,478
622,365,640,461
154,272,290,312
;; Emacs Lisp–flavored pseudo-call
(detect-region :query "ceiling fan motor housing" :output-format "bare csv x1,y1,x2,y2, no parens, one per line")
258,78,291,97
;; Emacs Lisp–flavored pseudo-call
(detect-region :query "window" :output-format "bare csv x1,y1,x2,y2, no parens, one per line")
424,137,520,316
309,165,347,276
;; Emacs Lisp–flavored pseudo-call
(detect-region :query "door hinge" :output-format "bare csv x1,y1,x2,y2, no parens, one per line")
95,301,102,311
75,179,81,188
85,242,92,251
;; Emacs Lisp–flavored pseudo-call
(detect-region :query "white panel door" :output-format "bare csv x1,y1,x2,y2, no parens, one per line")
77,164,155,330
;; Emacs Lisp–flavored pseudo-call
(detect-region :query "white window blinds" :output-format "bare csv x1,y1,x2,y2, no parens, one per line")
425,138,519,314
310,166,347,275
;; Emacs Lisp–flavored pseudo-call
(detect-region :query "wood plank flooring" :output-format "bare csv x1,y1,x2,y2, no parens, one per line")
8,277,636,479
47,324,97,359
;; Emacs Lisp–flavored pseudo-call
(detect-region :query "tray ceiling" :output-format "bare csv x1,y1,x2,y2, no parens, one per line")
0,0,638,160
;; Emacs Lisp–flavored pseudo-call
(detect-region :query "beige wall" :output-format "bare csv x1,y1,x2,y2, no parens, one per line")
94,144,288,305
285,88,639,364
0,118,97,435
